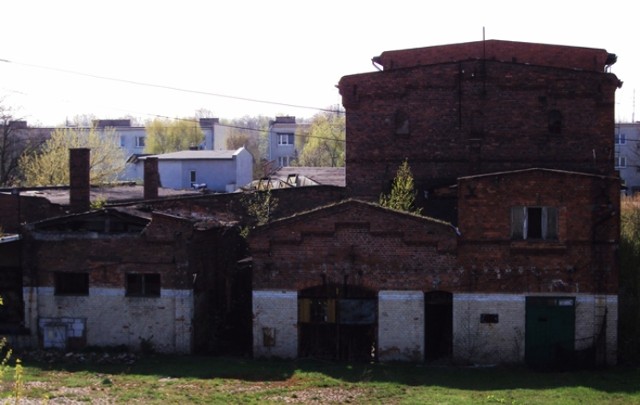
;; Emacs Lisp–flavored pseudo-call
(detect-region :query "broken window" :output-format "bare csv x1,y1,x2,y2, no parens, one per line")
126,273,161,297
511,206,558,240
54,272,89,296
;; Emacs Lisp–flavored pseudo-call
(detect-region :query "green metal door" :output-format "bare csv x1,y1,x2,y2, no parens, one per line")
525,297,575,368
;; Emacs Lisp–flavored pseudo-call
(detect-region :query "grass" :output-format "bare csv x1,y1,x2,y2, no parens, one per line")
2,355,640,404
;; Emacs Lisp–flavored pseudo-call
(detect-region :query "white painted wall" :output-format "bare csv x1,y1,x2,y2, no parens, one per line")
252,290,298,358
452,293,618,365
378,291,425,362
24,287,193,353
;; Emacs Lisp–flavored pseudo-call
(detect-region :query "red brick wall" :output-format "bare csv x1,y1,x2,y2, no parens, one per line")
340,49,620,202
250,200,458,292
376,40,613,72
0,193,64,233
24,212,197,290
456,169,619,294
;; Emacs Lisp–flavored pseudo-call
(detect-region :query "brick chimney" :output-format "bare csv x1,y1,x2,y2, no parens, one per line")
144,157,159,200
69,148,91,213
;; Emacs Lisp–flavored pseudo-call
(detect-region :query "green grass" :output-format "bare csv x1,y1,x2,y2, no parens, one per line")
2,355,640,404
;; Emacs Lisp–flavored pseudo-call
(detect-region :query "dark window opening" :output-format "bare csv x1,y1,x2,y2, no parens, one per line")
511,206,558,240
126,273,161,297
548,110,563,134
480,313,499,323
54,272,89,296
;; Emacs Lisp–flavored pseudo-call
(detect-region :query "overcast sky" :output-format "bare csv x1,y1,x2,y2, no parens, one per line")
1,0,637,126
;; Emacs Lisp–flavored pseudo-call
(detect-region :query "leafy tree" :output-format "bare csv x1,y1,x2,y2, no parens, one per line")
619,195,640,363
379,159,422,214
222,115,271,177
296,106,345,167
18,127,126,186
240,188,279,238
0,101,46,186
144,118,204,154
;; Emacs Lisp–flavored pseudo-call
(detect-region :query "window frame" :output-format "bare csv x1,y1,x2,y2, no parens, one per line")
511,206,558,241
615,133,627,145
126,273,161,297
135,136,146,148
615,154,627,168
277,133,294,146
278,156,290,167
54,272,89,296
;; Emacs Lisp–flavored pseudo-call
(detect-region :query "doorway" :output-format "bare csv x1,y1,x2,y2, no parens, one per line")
424,291,453,361
298,283,377,361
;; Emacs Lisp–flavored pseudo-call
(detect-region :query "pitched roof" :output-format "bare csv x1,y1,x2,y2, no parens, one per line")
273,167,346,187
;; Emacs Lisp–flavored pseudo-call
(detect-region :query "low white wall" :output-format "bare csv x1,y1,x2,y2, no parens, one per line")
453,294,525,364
252,290,298,358
378,291,424,362
24,287,193,353
453,293,618,365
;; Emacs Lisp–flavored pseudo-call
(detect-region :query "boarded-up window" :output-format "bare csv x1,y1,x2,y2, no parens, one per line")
338,299,376,325
299,299,336,323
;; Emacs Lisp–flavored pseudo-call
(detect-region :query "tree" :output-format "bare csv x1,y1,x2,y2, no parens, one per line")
144,118,204,154
296,106,345,167
379,159,422,214
0,101,46,186
222,115,271,177
18,126,126,186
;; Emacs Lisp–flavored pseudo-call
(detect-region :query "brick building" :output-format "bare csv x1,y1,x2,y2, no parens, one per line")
249,40,622,367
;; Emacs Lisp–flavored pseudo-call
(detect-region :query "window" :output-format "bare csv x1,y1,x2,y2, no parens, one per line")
190,170,196,184
277,133,294,146
120,136,126,147
511,206,558,240
136,136,145,148
615,154,627,168
278,156,290,167
54,272,89,296
615,132,627,145
126,273,161,297
480,314,499,324
548,110,563,134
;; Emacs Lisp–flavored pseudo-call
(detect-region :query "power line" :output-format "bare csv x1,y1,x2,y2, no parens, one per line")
1,58,342,115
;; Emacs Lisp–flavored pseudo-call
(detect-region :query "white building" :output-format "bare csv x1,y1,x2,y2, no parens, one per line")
615,123,640,194
267,116,299,167
140,148,253,192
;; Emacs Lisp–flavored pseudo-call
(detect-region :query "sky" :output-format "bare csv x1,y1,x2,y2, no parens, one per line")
1,1,638,126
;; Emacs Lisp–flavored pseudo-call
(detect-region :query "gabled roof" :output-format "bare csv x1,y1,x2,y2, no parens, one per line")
253,199,454,233
26,207,150,233
272,167,346,187
458,167,619,181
